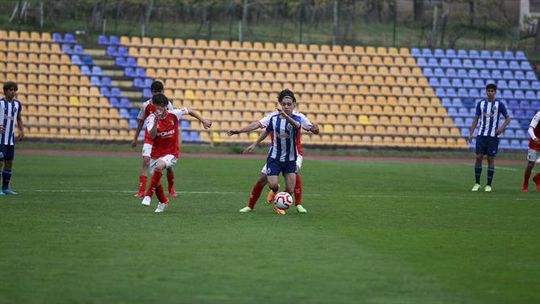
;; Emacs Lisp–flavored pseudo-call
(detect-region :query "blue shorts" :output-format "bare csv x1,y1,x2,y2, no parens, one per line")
0,145,14,161
266,158,297,176
475,136,499,157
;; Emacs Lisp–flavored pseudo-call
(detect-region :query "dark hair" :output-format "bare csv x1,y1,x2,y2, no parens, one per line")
150,81,164,92
486,83,497,91
152,93,169,107
3,81,17,94
278,89,296,103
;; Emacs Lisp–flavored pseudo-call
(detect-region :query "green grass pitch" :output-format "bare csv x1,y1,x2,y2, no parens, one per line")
0,153,539,303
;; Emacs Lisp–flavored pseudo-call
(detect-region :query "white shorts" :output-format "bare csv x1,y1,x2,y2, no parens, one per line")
527,148,540,162
261,154,303,174
149,154,177,174
142,143,153,158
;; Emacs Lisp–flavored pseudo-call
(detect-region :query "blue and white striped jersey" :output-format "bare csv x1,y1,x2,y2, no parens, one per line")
0,98,22,145
265,113,303,162
474,99,509,137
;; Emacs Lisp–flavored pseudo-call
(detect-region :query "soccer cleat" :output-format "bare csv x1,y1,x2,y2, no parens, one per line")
2,189,17,195
0,191,5,196
534,176,540,191
155,202,168,213
239,206,253,213
271,204,286,215
266,190,276,205
296,205,308,214
522,184,529,192
141,196,151,206
484,185,492,192
134,191,145,198
471,184,481,192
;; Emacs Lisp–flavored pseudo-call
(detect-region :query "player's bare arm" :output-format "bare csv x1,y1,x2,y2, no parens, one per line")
132,119,144,148
243,130,269,154
16,106,23,141
227,121,262,136
307,124,320,134
496,115,511,136
186,108,212,129
148,114,158,139
277,108,300,129
467,117,479,143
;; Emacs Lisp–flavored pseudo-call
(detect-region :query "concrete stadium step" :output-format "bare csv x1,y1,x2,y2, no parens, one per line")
85,49,106,56
102,70,124,77
93,59,115,66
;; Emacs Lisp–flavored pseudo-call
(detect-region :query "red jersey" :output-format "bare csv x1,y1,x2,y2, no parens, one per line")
529,111,540,150
146,108,189,158
137,99,174,144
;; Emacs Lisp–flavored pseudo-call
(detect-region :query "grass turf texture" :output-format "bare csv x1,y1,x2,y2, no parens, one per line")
1,154,539,303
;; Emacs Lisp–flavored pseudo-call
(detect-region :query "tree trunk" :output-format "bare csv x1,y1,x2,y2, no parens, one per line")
413,0,424,22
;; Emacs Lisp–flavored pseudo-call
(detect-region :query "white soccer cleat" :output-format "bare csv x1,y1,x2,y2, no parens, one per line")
155,202,168,213
471,184,481,192
239,206,253,213
141,196,151,206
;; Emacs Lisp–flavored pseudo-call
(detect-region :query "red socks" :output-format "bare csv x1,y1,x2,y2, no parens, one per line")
248,182,264,209
155,184,169,204
145,170,163,197
167,171,175,192
138,175,147,193
294,175,302,205
524,170,532,185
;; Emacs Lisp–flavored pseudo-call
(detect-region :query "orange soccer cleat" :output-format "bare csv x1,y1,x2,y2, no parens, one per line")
266,190,276,205
271,203,286,215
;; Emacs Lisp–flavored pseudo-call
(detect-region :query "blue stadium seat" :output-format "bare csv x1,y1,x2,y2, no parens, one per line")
117,46,128,57
452,79,463,87
468,89,480,98
144,78,153,87
457,69,468,78
526,90,536,99
102,77,112,87
536,91,540,99
491,70,502,79
463,98,475,107
429,78,440,86
446,49,456,57
461,128,470,137
181,131,193,142
90,76,101,86
474,59,485,69
115,57,126,66
446,88,457,97
416,58,427,67
143,88,152,99
446,68,456,77
124,67,136,77
427,58,438,67
468,69,479,79
469,50,480,58
440,58,451,67
109,97,120,107
411,48,421,56
463,78,474,88
422,48,433,57
463,59,473,68
531,100,540,108
514,90,525,99
492,50,503,59
515,71,525,80
98,35,108,45
458,88,468,97
62,44,72,54
457,49,468,58
480,50,490,58
521,81,532,90
499,139,510,148
434,68,445,77
73,45,84,55
465,117,474,126
82,55,93,65
106,46,117,57
502,70,514,79
71,55,82,65
451,58,462,67
474,79,485,88
64,33,76,44
504,51,514,59
119,108,130,118
509,61,520,69
486,60,496,69
126,57,137,67
448,107,458,116
129,119,138,129
80,65,90,75
505,129,516,138
120,98,131,108
111,87,122,98
91,66,102,75
520,100,530,109
134,78,144,88
508,80,519,89
440,78,451,87
497,61,509,69
453,98,464,107
434,49,445,58
532,81,540,90
454,117,464,127
52,32,62,42
435,88,445,96
502,90,514,99
441,97,451,107
516,51,526,60
526,71,537,80
180,120,191,129
100,87,111,97
109,35,120,45
516,129,526,138
136,68,146,77
480,70,491,79
423,68,433,76
497,80,508,89
508,99,519,108
520,61,531,70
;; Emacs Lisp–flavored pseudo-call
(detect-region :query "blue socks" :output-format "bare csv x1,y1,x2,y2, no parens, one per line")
487,167,495,186
474,165,482,184
2,169,12,190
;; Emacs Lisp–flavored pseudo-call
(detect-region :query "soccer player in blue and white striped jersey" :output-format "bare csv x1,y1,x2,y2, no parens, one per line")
0,81,24,195
467,83,511,192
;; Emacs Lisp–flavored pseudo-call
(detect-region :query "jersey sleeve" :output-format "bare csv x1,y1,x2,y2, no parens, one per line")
475,100,481,117
167,101,174,110
171,108,189,120
529,111,540,129
146,114,156,132
0,101,4,126
137,102,147,121
499,102,509,118
296,113,313,130
265,117,274,133
259,111,278,127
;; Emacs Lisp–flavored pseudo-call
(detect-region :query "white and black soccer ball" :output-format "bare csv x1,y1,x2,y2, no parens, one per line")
274,192,293,210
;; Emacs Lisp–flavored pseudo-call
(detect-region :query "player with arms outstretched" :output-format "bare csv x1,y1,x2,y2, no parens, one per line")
141,93,212,213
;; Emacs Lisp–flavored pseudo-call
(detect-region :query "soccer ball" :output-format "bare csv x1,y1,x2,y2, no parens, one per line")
274,192,293,210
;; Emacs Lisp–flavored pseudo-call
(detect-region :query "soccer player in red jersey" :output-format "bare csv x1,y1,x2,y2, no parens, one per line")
228,89,319,214
141,93,212,213
522,111,540,192
131,81,177,197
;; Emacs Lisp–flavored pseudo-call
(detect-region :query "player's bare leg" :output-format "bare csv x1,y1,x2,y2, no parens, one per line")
267,175,285,215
